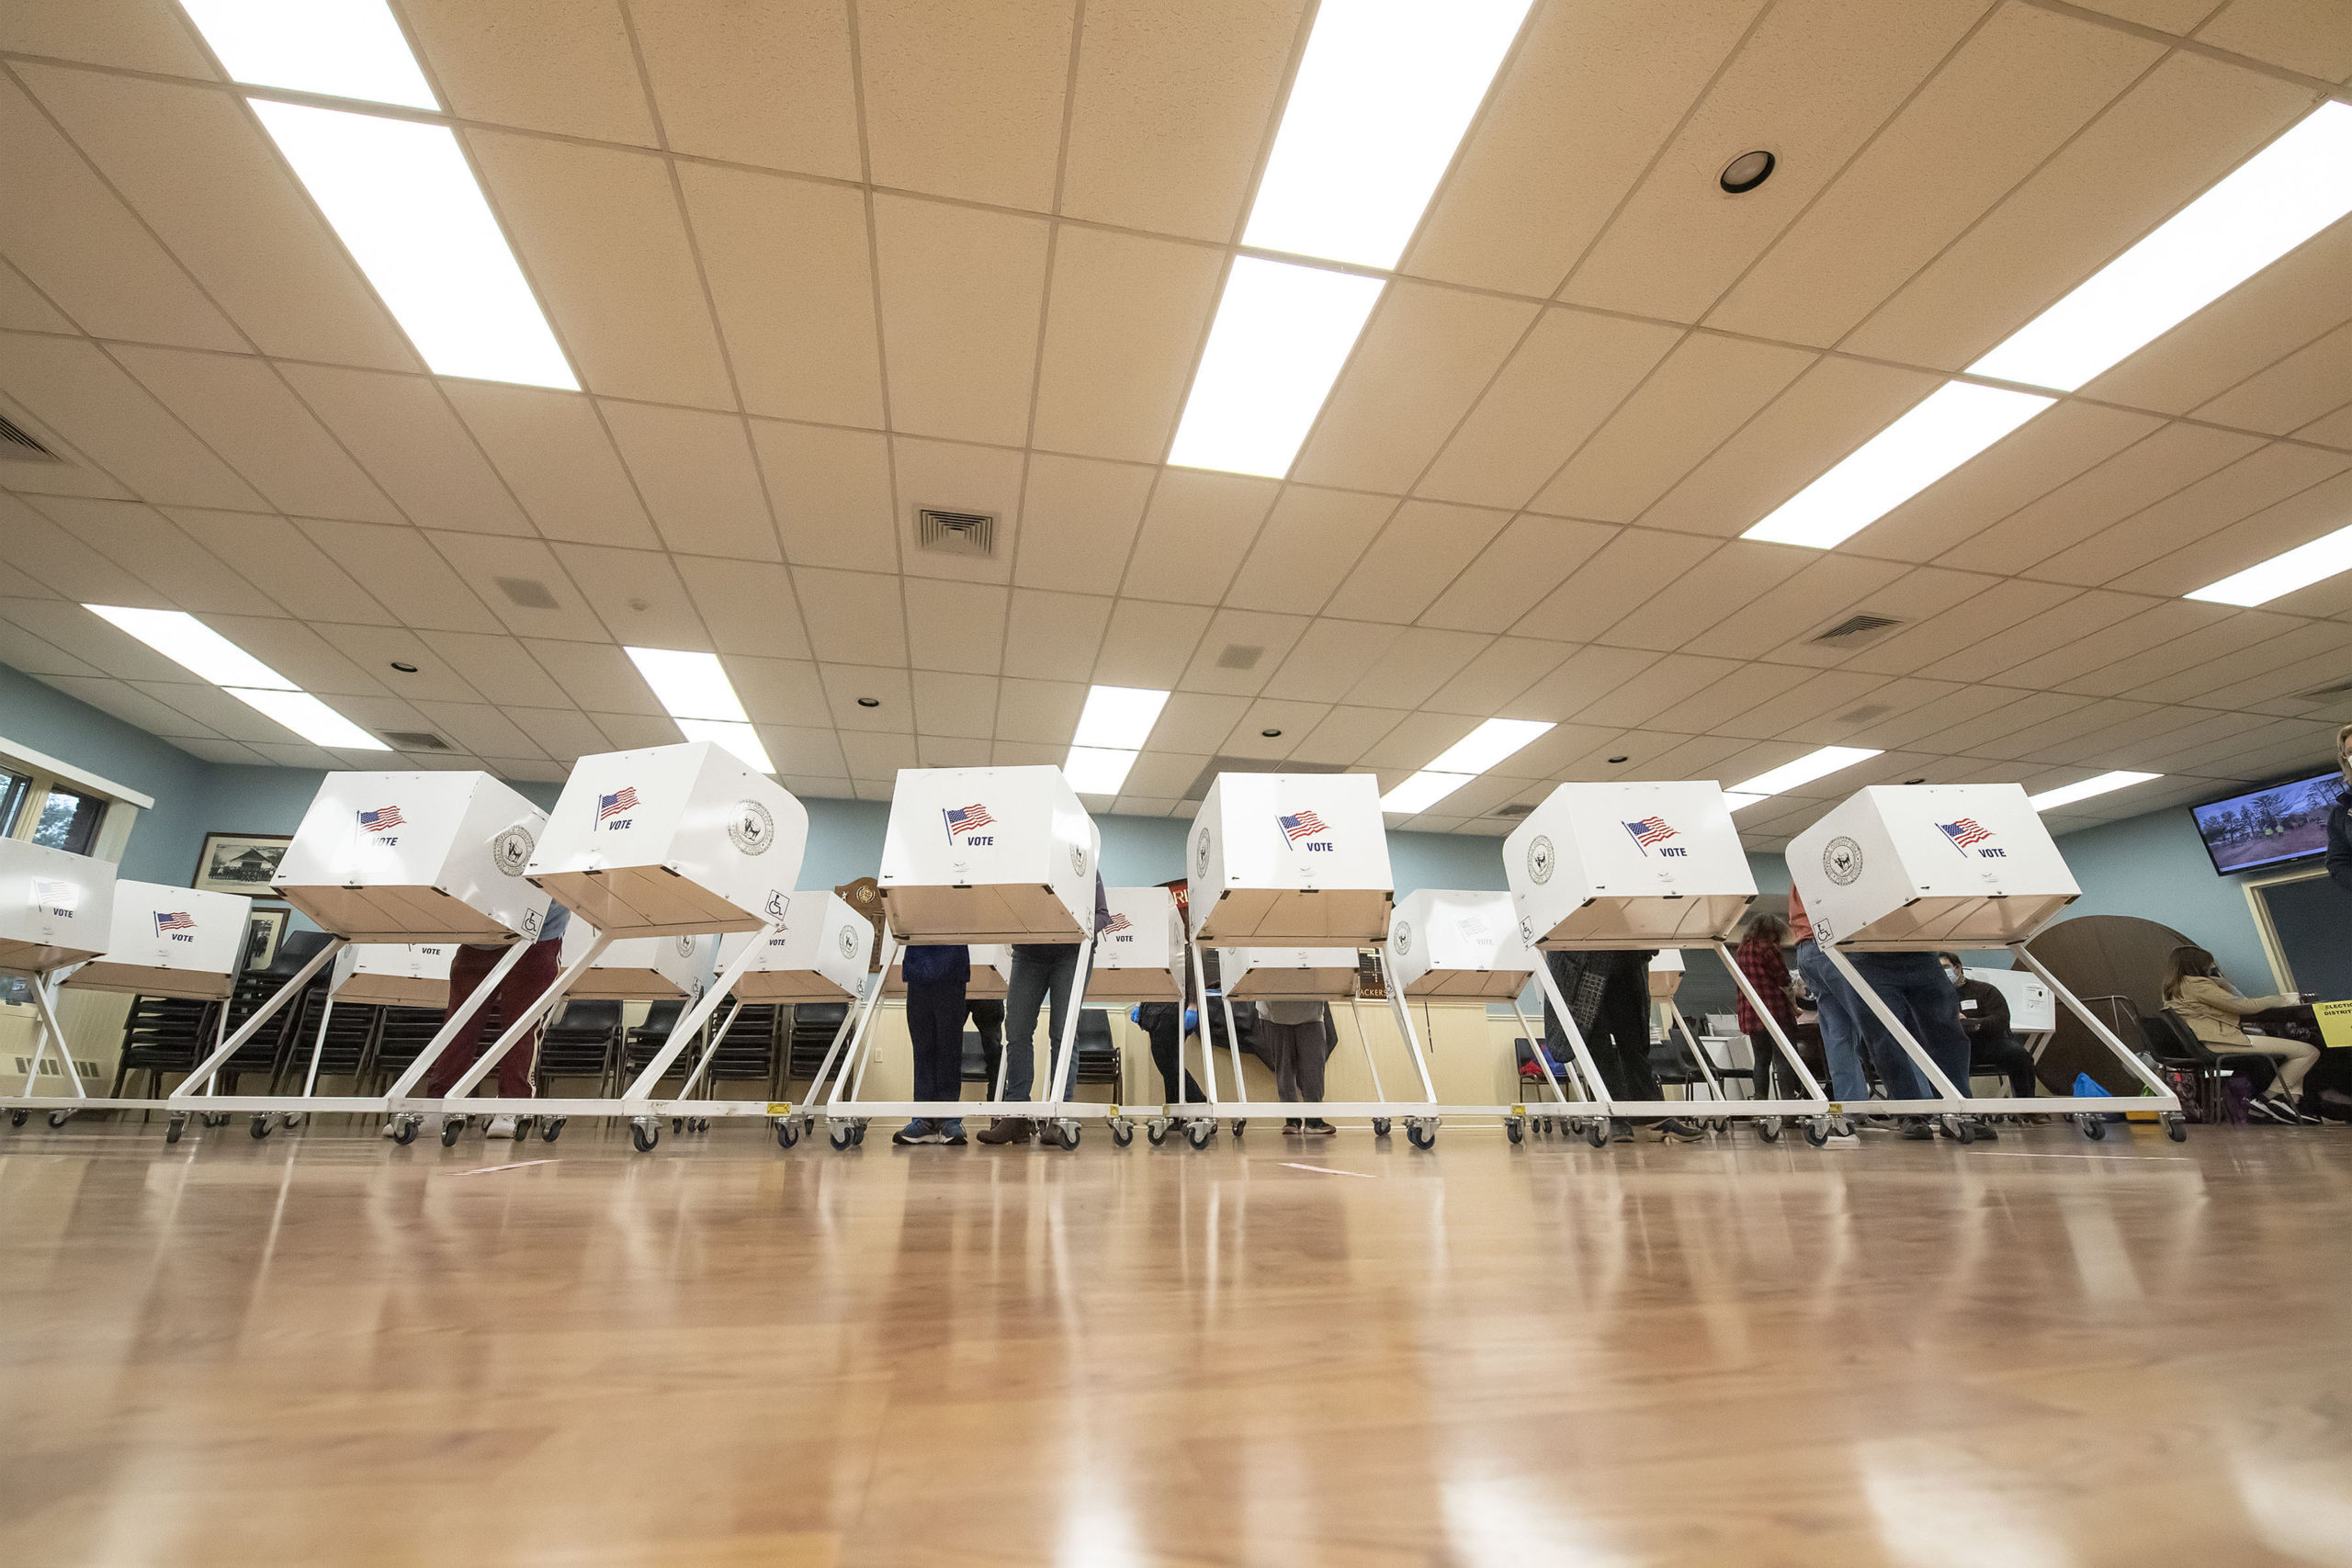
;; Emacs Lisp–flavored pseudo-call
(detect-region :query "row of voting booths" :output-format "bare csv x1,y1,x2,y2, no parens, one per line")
2,739,2175,1151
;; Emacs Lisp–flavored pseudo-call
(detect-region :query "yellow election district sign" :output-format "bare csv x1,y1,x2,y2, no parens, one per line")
2316,999,2352,1051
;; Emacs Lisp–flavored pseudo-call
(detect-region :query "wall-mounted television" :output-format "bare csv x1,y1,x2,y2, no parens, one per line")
2189,771,2345,875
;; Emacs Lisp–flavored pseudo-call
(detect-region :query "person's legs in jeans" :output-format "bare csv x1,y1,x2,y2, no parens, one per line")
999,946,1079,1104
1795,941,1871,1103
1593,973,1659,1105
905,977,967,1135
1853,953,1969,1098
967,998,1004,1099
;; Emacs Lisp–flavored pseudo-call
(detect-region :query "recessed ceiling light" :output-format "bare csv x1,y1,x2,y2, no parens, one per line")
1380,770,1471,815
180,0,439,110
2186,520,2352,607
1724,745,1883,809
225,688,390,750
1741,381,2052,550
2028,771,2161,812
1062,746,1139,795
1261,728,1283,739
1607,755,1629,764
1971,101,2352,392
251,100,577,390
1905,777,1927,785
390,660,418,673
1072,685,1170,750
85,604,296,689
1720,150,1775,194
856,697,880,708
1243,0,1535,269
1168,256,1385,479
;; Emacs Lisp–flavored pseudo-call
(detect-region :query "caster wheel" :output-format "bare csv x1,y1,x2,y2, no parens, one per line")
203,1112,229,1128
1803,1118,1831,1147
1057,1121,1081,1151
8,1110,26,1127
775,1119,799,1149
248,1114,270,1140
391,1118,419,1145
852,1122,868,1146
2080,1114,2105,1142
1757,1116,1782,1144
672,1117,684,1134
829,1125,854,1151
441,1117,465,1147
1112,1122,1134,1148
2165,1115,2188,1143
631,1120,659,1153
1946,1115,1974,1145
1373,1118,1392,1138
541,1117,566,1143
1147,1121,1168,1146
1186,1122,1212,1150
1231,1119,1246,1138
50,1110,74,1130
1584,1121,1608,1149
1407,1122,1435,1150
165,1118,186,1145
1505,1117,1524,1145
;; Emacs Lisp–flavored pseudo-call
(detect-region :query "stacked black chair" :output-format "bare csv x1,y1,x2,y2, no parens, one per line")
214,932,333,1094
368,1005,460,1092
536,999,623,1097
785,1002,850,1099
623,998,695,1089
270,998,379,1095
699,1001,783,1099
109,996,219,1098
1063,1009,1123,1101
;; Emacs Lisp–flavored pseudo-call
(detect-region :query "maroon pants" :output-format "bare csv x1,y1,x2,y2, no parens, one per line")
423,938,560,1100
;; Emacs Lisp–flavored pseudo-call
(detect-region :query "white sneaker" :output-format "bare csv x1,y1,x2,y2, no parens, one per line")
486,1115,519,1139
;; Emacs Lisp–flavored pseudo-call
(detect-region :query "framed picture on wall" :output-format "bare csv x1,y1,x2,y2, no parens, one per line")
193,832,290,896
241,906,290,974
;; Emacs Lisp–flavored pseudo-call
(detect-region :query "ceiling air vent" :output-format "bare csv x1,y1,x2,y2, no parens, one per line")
1492,802,1536,818
1215,644,1264,670
1810,613,1904,648
0,414,60,463
494,576,560,610
1838,704,1894,724
381,731,451,751
916,508,996,558
2295,676,2352,702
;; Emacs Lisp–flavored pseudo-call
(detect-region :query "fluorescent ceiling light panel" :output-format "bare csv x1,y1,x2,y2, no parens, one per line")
1062,747,1140,795
2186,520,2352,607
625,648,750,723
1380,771,1471,815
2028,771,2160,812
1244,0,1535,268
1972,102,2352,392
180,0,439,110
1424,717,1554,776
1742,382,2052,550
1724,792,1769,814
1168,256,1385,479
251,100,576,389
85,605,297,690
1072,686,1170,750
1727,746,1883,801
674,718,775,774
226,688,390,750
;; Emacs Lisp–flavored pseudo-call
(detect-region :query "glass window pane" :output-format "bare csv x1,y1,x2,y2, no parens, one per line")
30,786,104,855
0,770,30,836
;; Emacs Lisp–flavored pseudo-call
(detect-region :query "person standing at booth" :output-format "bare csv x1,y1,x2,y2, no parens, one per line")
1543,948,1700,1142
401,900,571,1140
1732,914,1800,1102
979,874,1114,1145
895,943,970,1145
1260,998,1335,1134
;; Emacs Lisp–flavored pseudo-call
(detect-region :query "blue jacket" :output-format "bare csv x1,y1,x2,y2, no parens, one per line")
902,944,969,986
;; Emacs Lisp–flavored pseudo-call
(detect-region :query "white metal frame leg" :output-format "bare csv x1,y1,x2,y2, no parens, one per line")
1216,980,1249,1121
1504,996,1577,1109
1376,951,1444,1148
1037,935,1098,1146
1527,952,1621,1134
1819,944,1972,1111
673,997,746,1101
823,931,899,1130
379,936,548,1100
172,937,349,1100
1345,993,1388,1106
619,930,775,1100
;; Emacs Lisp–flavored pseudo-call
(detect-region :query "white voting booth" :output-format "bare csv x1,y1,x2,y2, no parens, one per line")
1086,887,1182,1002
688,893,877,1145
1222,947,1363,999
1505,781,1835,1146
386,741,811,1153
67,881,250,1001
818,767,1102,1150
330,943,455,1010
560,927,715,1000
1,840,119,1125
164,771,552,1144
1787,784,2180,1141
884,945,1010,998
1384,889,1582,1144
1171,773,1448,1149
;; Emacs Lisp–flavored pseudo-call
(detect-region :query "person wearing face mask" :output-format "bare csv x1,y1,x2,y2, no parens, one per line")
1938,953,2041,1114
2162,944,2319,1124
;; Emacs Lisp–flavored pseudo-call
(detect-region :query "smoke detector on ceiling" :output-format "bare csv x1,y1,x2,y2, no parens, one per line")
916,508,996,558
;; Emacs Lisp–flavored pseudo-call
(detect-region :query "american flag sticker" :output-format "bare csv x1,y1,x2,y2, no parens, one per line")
943,803,995,841
1277,811,1329,845
597,787,639,823
1623,816,1677,852
357,806,405,832
1939,818,1992,852
1102,911,1133,935
153,910,196,932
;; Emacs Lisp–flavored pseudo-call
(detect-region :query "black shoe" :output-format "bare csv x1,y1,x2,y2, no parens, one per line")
1283,1118,1303,1133
937,1125,968,1145
1653,1118,1704,1143
1609,1119,1635,1142
1969,1121,1998,1141
1301,1118,1336,1135
976,1118,1034,1145
889,1120,935,1146
1902,1121,1937,1141
2248,1098,2295,1125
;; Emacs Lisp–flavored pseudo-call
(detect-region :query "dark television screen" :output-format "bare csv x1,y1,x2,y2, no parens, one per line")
2188,771,2345,875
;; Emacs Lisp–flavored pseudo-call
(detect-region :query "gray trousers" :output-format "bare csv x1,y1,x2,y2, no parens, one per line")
1261,1017,1327,1103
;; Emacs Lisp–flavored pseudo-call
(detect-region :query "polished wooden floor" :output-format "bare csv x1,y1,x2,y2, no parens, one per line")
4,1117,2349,1567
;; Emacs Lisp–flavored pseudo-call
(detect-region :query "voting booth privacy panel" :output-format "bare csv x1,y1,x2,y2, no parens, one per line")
1087,886,1183,1001
716,891,873,1002
528,743,808,938
1222,948,1364,999
1504,783,1755,950
561,926,716,1000
66,881,250,1000
274,772,552,944
1784,785,2077,951
1388,890,1535,998
329,943,454,1009
1189,773,1393,943
0,840,117,973
884,946,1011,997
878,766,1100,943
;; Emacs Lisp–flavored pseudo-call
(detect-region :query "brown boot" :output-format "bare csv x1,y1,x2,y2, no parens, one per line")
976,1117,1034,1145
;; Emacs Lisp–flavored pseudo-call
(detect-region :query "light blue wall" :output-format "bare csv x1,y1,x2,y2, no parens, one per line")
0,661,217,886
2045,807,2275,987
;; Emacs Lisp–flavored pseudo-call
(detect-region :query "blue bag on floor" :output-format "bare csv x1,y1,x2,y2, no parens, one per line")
2074,1072,2126,1122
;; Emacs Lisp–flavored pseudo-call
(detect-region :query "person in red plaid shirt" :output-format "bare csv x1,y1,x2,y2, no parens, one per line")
1733,914,1799,1102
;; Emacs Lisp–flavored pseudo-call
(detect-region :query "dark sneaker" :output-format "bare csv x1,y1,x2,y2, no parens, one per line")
890,1120,935,1146
977,1117,1034,1145
1902,1121,1937,1141
1969,1120,1999,1141
1653,1118,1704,1143
1609,1119,1635,1142
1301,1118,1336,1135
935,1122,968,1145
1283,1118,1303,1134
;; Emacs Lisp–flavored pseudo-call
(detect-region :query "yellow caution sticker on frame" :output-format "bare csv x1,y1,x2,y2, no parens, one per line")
765,1101,793,1116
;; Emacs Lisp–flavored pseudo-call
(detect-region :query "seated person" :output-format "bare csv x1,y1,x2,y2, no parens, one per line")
2162,944,2318,1124
1937,953,2041,1111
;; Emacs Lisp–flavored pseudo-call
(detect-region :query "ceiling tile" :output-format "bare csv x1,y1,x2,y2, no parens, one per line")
19,495,276,615
856,0,1075,210
1287,705,1407,766
411,631,566,706
1416,516,1615,637
994,677,1086,745
599,401,780,561
292,523,505,635
1261,620,1407,705
0,74,242,352
1841,577,2082,675
2039,441,2351,589
1724,669,1906,743
1031,228,1222,464
424,534,599,638
1119,468,1277,605
1177,609,1309,695
407,701,542,761
163,508,390,625
1227,488,1396,616
1595,539,1815,653
1012,454,1153,596
1359,709,1482,771
1424,637,1576,716
628,0,862,178
795,568,908,666
1002,589,1110,682
1221,699,1330,760
677,164,884,429
1407,0,1766,296
1680,553,1912,660
1854,400,2165,563
1531,333,1815,523
1292,284,1537,495
0,333,266,509
1140,692,1247,754
1499,644,1665,724
0,1,216,76
1117,751,1210,796
129,680,316,745
749,420,897,574
0,613,101,679
1648,660,1815,733
911,671,1000,740
675,557,812,661
916,734,993,768
1511,528,1720,643
904,579,1007,674
1906,588,2158,685
527,639,663,716
193,614,386,697
590,710,684,750
890,437,1025,584
2194,0,2352,81
401,0,658,145
1976,597,2221,692
441,383,658,549
1340,627,1492,711
465,130,728,407
277,365,531,536
3,596,190,682
32,673,220,738
840,730,922,778
2190,320,2352,436
0,495,176,606
725,656,832,728
871,195,1049,446
548,543,707,649
1951,421,2262,578
0,259,71,333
